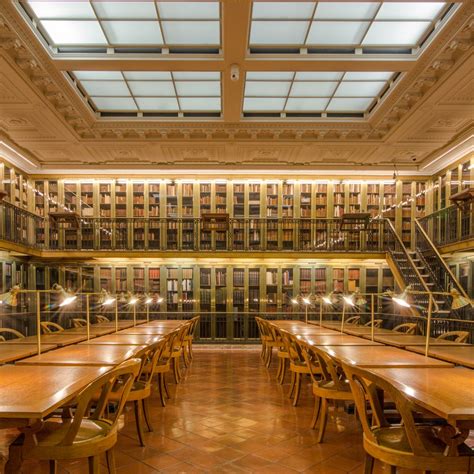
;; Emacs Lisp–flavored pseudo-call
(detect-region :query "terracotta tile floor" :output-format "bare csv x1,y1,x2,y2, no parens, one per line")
0,346,470,473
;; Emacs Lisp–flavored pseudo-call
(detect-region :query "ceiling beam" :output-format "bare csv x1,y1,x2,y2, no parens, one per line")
222,0,252,122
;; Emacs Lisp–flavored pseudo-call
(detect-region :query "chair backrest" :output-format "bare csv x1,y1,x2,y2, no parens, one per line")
0,328,25,341
41,321,64,333
364,319,383,328
58,358,140,446
96,315,110,323
345,316,361,325
342,362,431,456
299,342,343,388
280,330,305,364
136,339,167,386
163,329,179,357
187,316,200,338
72,318,87,328
393,323,417,334
436,331,469,343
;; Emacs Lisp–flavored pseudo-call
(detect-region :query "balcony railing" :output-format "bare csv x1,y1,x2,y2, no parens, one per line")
0,203,386,252
418,203,474,247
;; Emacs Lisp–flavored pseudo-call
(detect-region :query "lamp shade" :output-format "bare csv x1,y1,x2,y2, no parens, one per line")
392,285,411,308
450,288,471,310
99,289,116,306
0,285,20,306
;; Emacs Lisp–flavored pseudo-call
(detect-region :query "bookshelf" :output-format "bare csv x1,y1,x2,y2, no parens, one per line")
132,183,145,217
315,183,328,218
314,267,326,294
265,268,278,312
34,180,45,215
382,183,396,221
266,183,278,217
248,183,261,218
347,183,362,213
401,182,412,246
3,165,11,202
99,183,112,218
365,268,379,294
300,183,312,218
333,267,344,292
65,267,79,291
182,268,194,312
233,183,245,217
64,183,78,213
148,267,161,295
182,183,194,217
347,268,360,293
333,183,345,218
167,268,179,311
80,183,94,217
215,268,227,312
266,218,279,250
166,183,177,217
200,268,211,312
48,180,59,213
115,182,127,218
415,182,426,218
282,267,294,311
299,267,311,296
148,183,160,217
282,183,294,217
99,267,112,292
248,268,260,312
133,267,145,293
215,183,227,214
115,267,128,293
199,183,211,215
35,266,46,291
366,183,380,217
233,268,245,313
81,266,94,293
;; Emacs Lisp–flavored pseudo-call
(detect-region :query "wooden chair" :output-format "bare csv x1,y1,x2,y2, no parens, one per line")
280,330,320,407
72,318,87,328
345,316,361,325
12,358,140,474
364,319,383,328
393,323,417,334
0,328,25,341
40,321,64,333
95,315,110,323
183,316,200,367
342,362,473,473
260,320,284,369
268,324,289,384
255,317,269,363
300,343,354,442
436,331,469,343
167,324,190,384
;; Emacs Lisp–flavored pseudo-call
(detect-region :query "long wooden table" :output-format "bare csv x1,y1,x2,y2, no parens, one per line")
298,334,382,346
0,344,57,364
81,333,163,346
362,333,471,347
62,326,116,337
118,326,178,335
16,344,144,367
317,345,454,368
406,345,474,368
2,333,88,346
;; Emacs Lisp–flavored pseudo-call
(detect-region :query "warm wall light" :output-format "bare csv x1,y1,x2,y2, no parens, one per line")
144,294,153,304
450,288,471,309
52,284,77,307
343,295,355,306
0,285,20,306
392,286,412,308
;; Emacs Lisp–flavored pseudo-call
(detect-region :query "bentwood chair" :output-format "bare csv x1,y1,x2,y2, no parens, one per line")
167,324,190,383
268,324,289,384
40,321,64,333
14,358,140,474
183,316,200,367
280,330,320,407
96,315,110,323
0,328,25,341
364,319,383,328
255,317,269,362
393,323,417,334
345,316,361,325
436,331,469,343
300,343,354,442
342,363,473,473
72,318,88,328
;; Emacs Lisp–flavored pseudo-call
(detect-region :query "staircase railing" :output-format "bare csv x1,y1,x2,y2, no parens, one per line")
415,218,470,299
384,219,439,317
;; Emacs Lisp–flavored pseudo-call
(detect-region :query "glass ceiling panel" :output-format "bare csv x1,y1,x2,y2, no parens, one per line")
249,1,451,51
71,70,222,116
243,70,395,115
246,72,294,80
20,1,221,51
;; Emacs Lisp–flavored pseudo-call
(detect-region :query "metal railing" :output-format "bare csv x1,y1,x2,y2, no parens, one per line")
418,203,474,247
0,203,386,253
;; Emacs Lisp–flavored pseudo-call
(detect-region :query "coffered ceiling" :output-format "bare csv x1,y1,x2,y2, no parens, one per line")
0,1,472,175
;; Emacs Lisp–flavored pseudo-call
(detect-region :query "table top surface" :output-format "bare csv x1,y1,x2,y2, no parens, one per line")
62,326,116,336
343,327,408,336
91,321,137,328
80,333,163,345
16,344,144,367
406,345,474,368
2,333,88,346
369,367,474,423
118,326,176,335
0,344,57,364
0,365,110,419
364,333,471,347
279,326,341,335
319,345,454,368
142,320,186,327
300,334,382,346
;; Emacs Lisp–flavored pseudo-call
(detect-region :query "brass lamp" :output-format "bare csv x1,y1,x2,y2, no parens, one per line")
450,288,471,310
0,285,20,306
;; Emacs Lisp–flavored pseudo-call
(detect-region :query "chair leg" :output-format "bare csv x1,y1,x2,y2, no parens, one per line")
188,341,194,361
278,359,287,385
158,373,167,407
164,374,170,398
288,371,296,398
276,358,282,381
315,398,328,443
265,347,273,368
134,400,146,447
88,455,100,474
142,398,153,432
311,395,321,429
106,449,116,474
390,466,397,474
172,357,181,384
49,460,57,474
292,373,302,407
364,454,374,474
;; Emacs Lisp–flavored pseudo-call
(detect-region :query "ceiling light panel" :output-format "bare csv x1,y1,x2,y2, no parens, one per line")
249,1,452,53
20,1,221,52
71,71,222,117
243,71,396,116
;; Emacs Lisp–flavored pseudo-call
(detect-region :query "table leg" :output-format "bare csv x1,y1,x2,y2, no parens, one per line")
436,425,469,456
5,433,24,474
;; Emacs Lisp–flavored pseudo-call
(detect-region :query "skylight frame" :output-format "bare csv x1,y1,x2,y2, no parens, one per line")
17,1,222,54
249,1,455,55
69,71,222,117
243,71,398,117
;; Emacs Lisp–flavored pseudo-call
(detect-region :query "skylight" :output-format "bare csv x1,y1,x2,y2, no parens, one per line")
250,2,452,54
69,71,221,117
19,1,221,53
243,71,396,116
